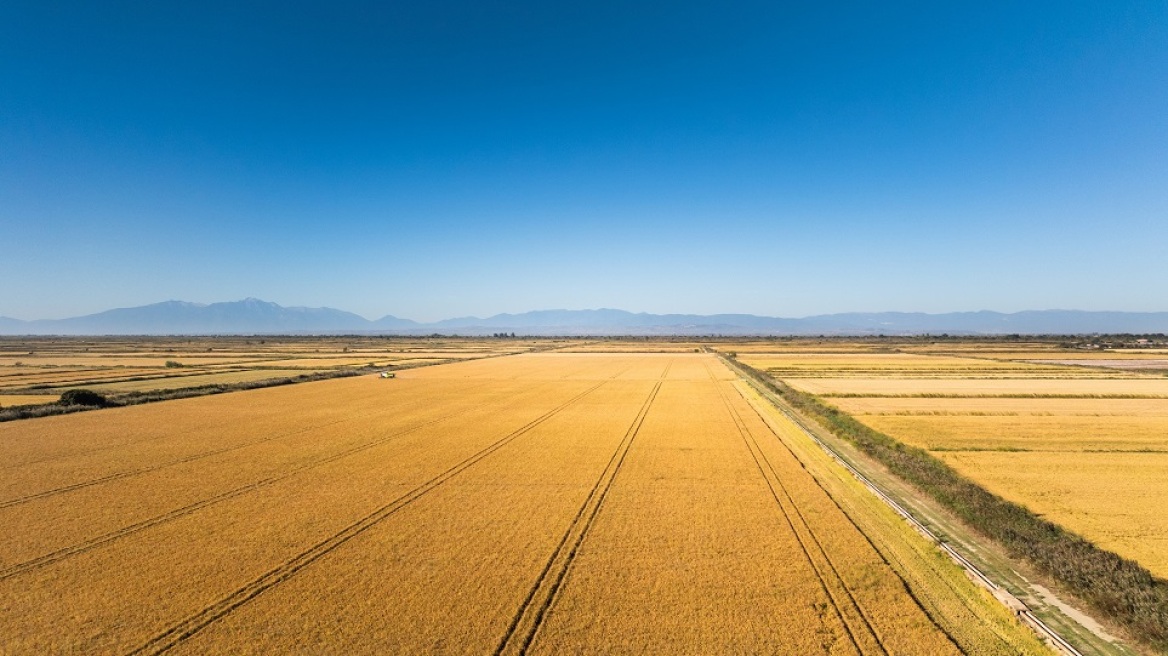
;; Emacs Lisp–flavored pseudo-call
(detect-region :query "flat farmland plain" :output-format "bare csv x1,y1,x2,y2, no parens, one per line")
0,336,540,400
743,344,1168,585
0,352,1046,654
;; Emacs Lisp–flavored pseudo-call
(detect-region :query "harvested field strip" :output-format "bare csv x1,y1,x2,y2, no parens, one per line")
0,369,381,425
127,380,609,656
855,414,1168,453
1,368,180,389
0,368,509,478
819,393,1168,399
495,378,663,656
787,378,1168,396
714,378,888,655
826,396,1168,416
66,369,326,393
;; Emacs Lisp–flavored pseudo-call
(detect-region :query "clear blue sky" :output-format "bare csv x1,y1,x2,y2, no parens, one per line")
3,2,1166,321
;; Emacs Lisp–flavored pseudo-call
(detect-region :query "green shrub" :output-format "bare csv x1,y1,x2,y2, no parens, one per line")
59,389,109,407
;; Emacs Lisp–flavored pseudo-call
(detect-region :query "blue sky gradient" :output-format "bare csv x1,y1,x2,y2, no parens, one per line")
3,2,1166,321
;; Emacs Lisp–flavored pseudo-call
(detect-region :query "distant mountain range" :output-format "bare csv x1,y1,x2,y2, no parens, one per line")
1,299,1166,336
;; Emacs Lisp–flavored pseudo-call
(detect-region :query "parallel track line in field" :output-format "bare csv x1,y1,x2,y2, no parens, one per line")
0,382,451,471
2,376,582,578
1,368,544,507
494,359,670,656
0,399,428,509
727,380,967,654
125,379,611,656
0,401,484,580
706,362,887,656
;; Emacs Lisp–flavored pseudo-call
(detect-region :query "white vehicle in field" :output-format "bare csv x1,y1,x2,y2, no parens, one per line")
379,371,396,379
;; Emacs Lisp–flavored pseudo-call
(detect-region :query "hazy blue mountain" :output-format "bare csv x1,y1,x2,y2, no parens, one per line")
0,316,29,332
372,314,421,329
0,301,1166,335
793,310,1168,335
6,299,374,335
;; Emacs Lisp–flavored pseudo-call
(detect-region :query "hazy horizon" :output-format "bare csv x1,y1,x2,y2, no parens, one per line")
4,3,1166,321
5,296,1168,325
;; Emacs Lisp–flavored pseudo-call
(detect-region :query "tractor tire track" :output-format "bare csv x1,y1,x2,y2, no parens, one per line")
0,379,449,471
0,404,418,510
705,363,888,656
727,381,966,654
0,404,471,581
494,361,670,656
1,373,530,509
124,379,610,656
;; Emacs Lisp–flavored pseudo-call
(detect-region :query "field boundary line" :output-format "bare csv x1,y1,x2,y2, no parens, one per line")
706,365,886,656
722,356,1085,656
494,365,667,656
125,380,609,656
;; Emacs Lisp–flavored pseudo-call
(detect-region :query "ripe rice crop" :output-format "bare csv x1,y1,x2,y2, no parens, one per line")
827,396,1168,417
786,377,1168,396
938,451,1168,579
0,395,57,408
0,351,1041,654
854,414,1168,452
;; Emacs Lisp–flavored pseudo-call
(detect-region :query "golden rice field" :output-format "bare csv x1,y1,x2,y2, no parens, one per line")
0,352,1045,654
0,336,536,398
0,394,58,408
937,450,1168,579
784,377,1168,396
739,351,1133,382
65,368,330,394
750,343,1168,582
826,396,1168,416
859,414,1168,453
